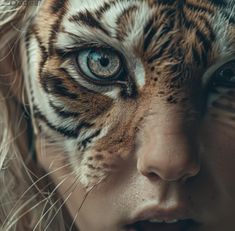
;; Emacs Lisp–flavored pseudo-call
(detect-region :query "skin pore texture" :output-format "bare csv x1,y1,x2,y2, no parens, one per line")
0,0,235,230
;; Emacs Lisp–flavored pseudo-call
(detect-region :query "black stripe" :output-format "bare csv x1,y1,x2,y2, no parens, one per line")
198,15,216,42
156,0,176,5
180,11,214,66
48,1,68,55
40,73,78,99
115,5,138,41
207,0,227,7
147,39,171,64
50,0,67,14
185,2,214,14
69,10,110,36
183,4,216,42
34,106,92,138
221,11,235,25
49,101,80,118
143,19,157,52
25,30,37,108
32,26,49,76
81,129,101,149
192,46,201,66
95,1,115,19
196,30,211,65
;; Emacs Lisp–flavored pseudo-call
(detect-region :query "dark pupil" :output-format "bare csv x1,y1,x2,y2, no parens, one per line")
219,68,234,80
99,56,110,67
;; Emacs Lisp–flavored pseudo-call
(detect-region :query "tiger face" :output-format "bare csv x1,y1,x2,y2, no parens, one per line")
23,0,235,230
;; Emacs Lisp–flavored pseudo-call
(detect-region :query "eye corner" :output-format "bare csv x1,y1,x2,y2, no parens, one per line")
207,58,235,89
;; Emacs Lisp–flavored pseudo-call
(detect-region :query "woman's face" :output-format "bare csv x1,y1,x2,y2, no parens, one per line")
39,107,235,231
30,0,235,231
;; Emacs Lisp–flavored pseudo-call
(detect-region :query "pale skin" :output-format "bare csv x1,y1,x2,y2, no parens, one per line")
37,99,235,231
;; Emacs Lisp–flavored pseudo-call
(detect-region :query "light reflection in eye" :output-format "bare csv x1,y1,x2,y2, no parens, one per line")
76,48,123,82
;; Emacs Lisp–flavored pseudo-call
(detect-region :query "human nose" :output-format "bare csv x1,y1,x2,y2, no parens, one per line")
137,117,200,182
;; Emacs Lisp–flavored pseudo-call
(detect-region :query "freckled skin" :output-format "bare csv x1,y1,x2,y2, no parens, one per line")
28,0,235,230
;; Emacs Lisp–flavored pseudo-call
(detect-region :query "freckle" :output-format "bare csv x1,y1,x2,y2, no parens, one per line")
167,95,177,104
87,164,96,170
151,67,155,72
118,138,123,143
95,154,104,160
88,157,93,161
153,77,158,82
102,163,109,168
167,95,173,101
158,91,165,95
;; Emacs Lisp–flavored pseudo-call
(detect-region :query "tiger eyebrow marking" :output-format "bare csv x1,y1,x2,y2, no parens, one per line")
143,18,157,52
68,10,110,36
147,39,171,64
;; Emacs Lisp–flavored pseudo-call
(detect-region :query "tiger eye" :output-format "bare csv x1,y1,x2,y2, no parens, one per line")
87,50,121,79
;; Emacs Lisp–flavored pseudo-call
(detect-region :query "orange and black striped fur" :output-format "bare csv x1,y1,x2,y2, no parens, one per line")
22,0,235,186
0,0,234,230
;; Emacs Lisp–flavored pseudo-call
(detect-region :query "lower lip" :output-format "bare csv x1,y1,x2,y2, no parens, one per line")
125,219,199,231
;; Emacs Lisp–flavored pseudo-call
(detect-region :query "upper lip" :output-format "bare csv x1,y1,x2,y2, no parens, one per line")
127,204,195,225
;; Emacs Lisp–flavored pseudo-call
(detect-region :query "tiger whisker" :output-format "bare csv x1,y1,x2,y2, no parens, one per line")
68,175,108,231
33,173,76,231
43,175,80,231
2,162,73,227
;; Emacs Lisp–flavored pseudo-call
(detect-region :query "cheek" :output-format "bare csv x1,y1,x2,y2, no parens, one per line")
201,117,235,193
205,89,235,176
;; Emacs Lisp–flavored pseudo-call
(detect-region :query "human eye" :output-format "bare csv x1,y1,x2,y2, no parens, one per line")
208,59,235,89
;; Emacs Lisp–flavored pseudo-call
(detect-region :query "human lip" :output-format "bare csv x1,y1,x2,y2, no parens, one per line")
124,205,200,231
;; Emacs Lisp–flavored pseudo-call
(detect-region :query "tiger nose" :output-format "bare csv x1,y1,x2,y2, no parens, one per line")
137,129,200,182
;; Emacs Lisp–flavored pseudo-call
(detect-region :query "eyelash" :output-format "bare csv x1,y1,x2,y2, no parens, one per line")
208,60,235,89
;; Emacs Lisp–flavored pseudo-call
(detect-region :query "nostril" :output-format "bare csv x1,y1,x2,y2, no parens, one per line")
137,154,200,182
181,162,201,183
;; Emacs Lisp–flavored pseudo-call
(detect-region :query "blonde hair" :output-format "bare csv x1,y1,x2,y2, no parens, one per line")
0,1,68,230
